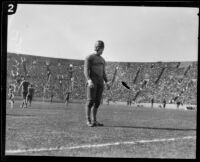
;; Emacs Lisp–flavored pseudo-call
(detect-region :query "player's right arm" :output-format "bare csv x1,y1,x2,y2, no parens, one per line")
84,55,92,81
84,55,94,88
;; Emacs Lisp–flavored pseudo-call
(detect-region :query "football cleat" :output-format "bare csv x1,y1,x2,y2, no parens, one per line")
86,121,95,127
94,121,104,126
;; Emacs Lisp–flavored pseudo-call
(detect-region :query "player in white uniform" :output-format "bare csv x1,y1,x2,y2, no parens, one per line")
8,85,15,109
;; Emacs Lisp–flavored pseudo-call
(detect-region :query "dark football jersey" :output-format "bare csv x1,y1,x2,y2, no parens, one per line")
21,81,30,92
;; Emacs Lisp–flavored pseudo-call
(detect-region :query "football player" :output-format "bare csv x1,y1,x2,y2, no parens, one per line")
18,76,30,108
84,40,110,127
64,91,70,107
26,84,34,107
8,84,15,109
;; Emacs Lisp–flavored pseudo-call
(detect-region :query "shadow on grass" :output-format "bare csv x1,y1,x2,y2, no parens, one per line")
103,125,196,131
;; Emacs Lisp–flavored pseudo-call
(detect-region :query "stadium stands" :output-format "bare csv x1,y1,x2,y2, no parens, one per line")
6,52,197,105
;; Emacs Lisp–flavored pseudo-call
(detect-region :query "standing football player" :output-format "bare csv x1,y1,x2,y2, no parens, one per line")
8,84,15,109
163,98,166,109
151,97,154,108
84,40,110,127
64,91,70,107
26,84,34,107
50,91,54,103
18,76,30,108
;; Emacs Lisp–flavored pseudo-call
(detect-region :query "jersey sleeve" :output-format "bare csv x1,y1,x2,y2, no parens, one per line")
84,55,92,81
103,58,108,83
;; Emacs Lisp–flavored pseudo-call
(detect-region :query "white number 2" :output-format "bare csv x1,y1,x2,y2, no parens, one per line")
8,4,14,13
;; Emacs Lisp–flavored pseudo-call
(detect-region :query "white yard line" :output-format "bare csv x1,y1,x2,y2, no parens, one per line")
6,136,196,154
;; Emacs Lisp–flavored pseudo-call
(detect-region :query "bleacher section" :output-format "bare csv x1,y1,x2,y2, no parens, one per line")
7,52,197,105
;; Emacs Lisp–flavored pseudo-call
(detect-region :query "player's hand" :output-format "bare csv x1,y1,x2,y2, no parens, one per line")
87,79,94,88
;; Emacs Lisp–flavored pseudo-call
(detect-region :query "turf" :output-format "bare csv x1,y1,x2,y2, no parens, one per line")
5,100,196,158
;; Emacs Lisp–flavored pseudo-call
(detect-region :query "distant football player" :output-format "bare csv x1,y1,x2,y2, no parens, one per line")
84,40,110,127
50,92,54,103
127,93,132,106
64,91,70,107
18,76,30,108
26,84,34,107
163,98,166,109
8,85,15,109
151,97,154,108
176,101,181,109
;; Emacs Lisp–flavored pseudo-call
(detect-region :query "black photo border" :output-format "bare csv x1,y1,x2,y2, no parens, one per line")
1,1,199,161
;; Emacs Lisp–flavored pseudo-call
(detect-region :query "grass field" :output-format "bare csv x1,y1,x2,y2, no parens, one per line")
5,100,196,158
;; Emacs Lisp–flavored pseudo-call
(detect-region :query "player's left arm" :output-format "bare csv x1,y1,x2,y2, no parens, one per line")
103,60,108,83
103,60,111,90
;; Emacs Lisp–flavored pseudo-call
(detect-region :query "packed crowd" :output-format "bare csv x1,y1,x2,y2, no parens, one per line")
7,52,197,105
